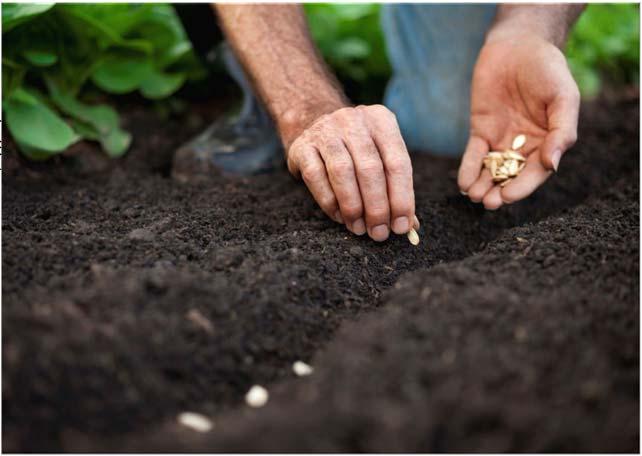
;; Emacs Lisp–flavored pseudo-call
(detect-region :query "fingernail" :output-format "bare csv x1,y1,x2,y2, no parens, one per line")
352,218,366,235
551,149,562,172
460,190,468,196
370,224,390,242
334,210,344,224
391,216,409,234
413,215,420,230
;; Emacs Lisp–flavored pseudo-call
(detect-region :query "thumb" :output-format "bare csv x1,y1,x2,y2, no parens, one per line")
540,90,580,172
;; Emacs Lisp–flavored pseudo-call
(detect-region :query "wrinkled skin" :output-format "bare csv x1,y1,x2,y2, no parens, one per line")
287,105,419,242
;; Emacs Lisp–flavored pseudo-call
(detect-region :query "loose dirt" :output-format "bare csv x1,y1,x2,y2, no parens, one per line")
2,95,639,452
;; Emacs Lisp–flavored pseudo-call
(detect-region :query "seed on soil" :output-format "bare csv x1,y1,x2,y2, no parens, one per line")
245,385,269,408
512,134,526,150
186,309,214,334
177,412,213,432
407,228,420,246
292,360,314,376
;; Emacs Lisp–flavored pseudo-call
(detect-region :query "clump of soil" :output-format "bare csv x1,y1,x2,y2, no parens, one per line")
2,96,639,452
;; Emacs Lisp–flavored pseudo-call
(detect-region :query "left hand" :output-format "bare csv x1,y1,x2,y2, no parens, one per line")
457,35,580,210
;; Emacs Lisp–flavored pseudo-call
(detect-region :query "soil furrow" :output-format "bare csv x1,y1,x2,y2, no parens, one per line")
2,96,638,451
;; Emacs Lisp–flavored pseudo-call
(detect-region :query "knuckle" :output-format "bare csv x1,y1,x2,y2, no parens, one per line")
328,158,354,179
366,205,390,222
340,202,362,219
358,158,385,175
369,104,395,120
318,194,337,212
301,164,324,184
386,155,411,175
391,197,414,215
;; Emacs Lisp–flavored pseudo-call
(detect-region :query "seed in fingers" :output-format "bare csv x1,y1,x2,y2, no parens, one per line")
407,228,420,246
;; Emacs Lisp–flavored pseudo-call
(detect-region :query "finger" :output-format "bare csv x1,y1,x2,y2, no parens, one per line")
413,215,420,230
467,168,495,203
293,145,342,223
540,88,580,172
319,140,366,235
500,152,552,204
458,135,489,193
344,134,391,242
367,107,415,235
482,186,504,211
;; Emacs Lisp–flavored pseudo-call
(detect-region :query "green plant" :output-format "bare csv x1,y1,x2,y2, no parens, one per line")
566,4,640,98
304,3,390,102
2,3,204,159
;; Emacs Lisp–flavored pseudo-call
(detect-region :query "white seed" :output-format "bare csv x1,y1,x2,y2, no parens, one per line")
487,152,504,166
407,228,420,246
177,412,213,432
493,175,508,182
507,160,519,177
245,385,269,408
490,160,498,176
498,165,509,175
518,162,526,172
512,134,526,150
504,150,526,162
292,360,314,376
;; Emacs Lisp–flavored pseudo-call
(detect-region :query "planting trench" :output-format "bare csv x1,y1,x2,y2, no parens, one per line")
2,96,639,452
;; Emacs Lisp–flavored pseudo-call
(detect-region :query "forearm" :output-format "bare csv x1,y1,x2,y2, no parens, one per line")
486,4,586,48
213,4,349,149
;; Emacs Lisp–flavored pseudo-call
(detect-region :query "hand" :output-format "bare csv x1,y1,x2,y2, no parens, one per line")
457,35,580,210
286,105,418,241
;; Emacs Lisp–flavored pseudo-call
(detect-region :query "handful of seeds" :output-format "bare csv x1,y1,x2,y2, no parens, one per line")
483,134,527,187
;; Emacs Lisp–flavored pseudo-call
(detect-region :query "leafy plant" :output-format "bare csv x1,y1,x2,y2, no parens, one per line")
2,3,204,159
304,3,390,103
566,4,640,98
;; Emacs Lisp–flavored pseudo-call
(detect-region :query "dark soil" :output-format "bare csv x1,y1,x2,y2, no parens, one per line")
2,95,639,452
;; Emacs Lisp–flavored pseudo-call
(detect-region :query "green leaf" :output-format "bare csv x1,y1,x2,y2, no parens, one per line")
2,3,55,32
14,141,59,161
23,49,58,66
140,70,185,99
4,89,79,153
332,38,371,60
2,62,26,98
49,85,132,157
91,55,153,93
101,128,132,157
49,88,117,134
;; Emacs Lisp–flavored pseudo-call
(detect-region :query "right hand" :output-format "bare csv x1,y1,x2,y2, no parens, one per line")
286,105,418,242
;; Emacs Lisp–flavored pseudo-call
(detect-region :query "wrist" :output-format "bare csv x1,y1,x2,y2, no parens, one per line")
276,96,349,150
486,5,585,49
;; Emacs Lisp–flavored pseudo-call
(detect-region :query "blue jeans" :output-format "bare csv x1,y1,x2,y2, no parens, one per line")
382,4,497,156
